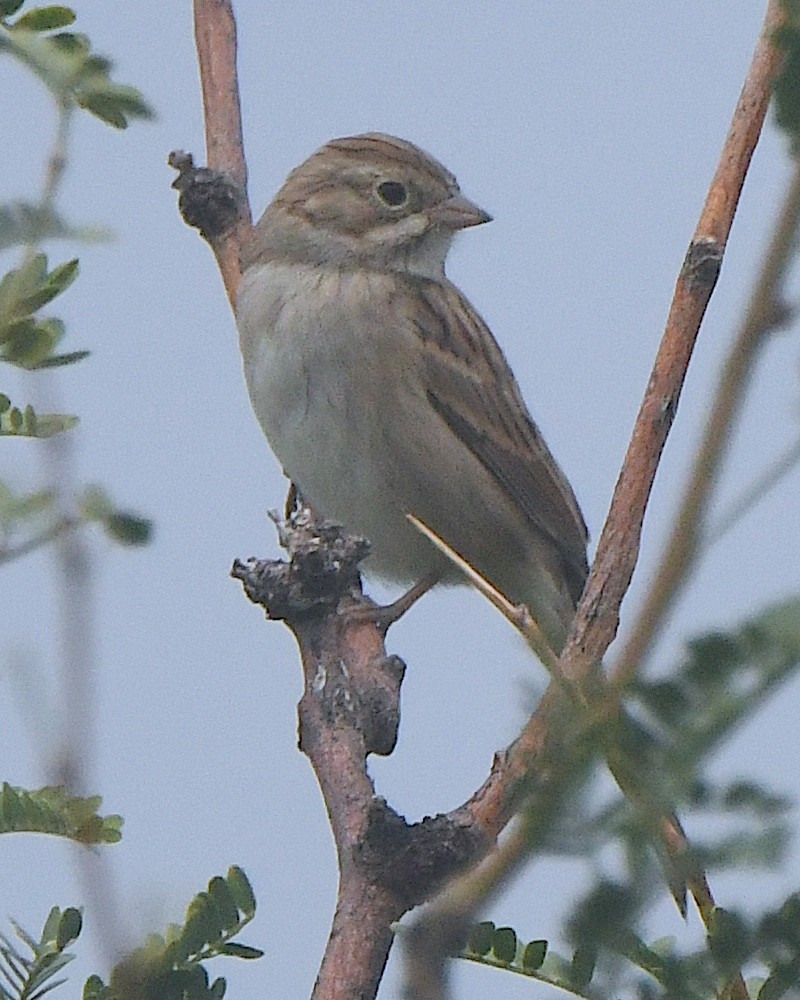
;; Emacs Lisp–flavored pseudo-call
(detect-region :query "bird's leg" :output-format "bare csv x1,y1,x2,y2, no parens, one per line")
342,572,440,634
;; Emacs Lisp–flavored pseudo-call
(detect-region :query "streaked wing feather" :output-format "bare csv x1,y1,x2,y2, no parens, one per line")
410,277,589,602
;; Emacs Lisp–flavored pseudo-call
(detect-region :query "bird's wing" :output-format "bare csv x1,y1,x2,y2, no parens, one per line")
406,276,589,603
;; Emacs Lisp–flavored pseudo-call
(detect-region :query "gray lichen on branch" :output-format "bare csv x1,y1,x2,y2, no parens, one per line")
169,150,246,244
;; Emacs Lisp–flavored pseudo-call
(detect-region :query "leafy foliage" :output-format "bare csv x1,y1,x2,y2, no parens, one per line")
0,202,109,251
0,482,152,563
1,2,153,434
463,921,548,975
453,598,800,997
462,897,800,1000
0,254,84,371
0,5,154,128
634,596,800,806
0,394,77,438
0,906,83,1000
84,868,262,1000
78,486,153,546
0,783,122,844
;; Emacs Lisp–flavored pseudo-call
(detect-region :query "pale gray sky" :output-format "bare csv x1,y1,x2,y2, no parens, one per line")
3,4,799,998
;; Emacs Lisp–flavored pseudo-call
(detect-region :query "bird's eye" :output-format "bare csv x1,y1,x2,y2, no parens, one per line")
376,180,409,208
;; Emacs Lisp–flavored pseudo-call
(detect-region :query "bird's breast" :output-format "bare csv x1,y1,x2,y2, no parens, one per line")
235,262,411,525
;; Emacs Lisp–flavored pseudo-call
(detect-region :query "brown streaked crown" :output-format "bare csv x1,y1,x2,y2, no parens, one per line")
247,133,485,269
277,133,459,233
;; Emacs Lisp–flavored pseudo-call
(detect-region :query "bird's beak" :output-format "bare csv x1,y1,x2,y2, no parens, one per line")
428,193,492,230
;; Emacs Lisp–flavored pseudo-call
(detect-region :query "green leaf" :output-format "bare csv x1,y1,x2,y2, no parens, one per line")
0,0,24,17
0,908,82,1000
56,909,82,950
522,939,547,971
226,867,256,919
0,201,111,249
16,257,79,313
759,965,800,1000
82,974,110,1000
707,908,751,977
12,6,76,31
75,82,153,130
466,921,494,956
0,784,122,844
774,7,800,154
491,926,517,964
103,511,152,546
569,945,597,989
100,869,260,1000
41,907,63,947
75,91,126,128
0,253,47,316
78,485,114,521
181,899,216,955
208,978,226,1000
0,255,83,369
42,255,79,292
1,316,40,345
4,317,64,367
29,348,90,369
722,781,789,817
217,943,264,960
197,892,224,942
208,878,240,933
635,596,800,782
81,497,152,547
0,27,153,127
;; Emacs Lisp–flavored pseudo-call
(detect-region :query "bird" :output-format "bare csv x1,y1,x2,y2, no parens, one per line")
235,133,588,652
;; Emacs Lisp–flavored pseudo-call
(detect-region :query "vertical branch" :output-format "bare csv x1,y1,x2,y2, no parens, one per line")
613,158,800,686
30,105,91,790
192,0,252,305
405,4,786,997
28,104,127,961
563,0,786,677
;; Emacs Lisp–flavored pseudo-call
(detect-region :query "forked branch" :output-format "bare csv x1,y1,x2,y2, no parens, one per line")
179,4,787,1000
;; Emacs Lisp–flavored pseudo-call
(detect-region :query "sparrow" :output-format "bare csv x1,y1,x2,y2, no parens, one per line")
236,133,588,651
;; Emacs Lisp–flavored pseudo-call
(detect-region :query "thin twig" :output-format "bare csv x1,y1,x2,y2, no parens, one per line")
22,101,129,962
705,432,800,546
566,0,786,680
193,0,252,305
0,517,74,566
612,155,800,688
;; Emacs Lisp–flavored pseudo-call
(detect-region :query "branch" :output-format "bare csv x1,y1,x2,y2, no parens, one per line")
172,0,252,307
181,5,785,1000
613,156,800,686
232,512,490,1000
456,0,786,847
566,0,785,677
405,3,785,996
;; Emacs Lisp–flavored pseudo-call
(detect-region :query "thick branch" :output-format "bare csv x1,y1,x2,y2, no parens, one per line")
233,513,490,1000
